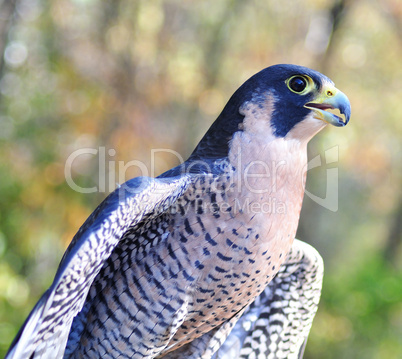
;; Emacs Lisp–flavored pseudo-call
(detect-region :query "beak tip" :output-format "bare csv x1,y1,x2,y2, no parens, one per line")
340,103,351,126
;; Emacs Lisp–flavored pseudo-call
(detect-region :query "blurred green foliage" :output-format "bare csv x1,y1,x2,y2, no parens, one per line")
0,0,401,358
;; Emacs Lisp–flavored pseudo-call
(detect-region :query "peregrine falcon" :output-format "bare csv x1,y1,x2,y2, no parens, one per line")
6,64,350,359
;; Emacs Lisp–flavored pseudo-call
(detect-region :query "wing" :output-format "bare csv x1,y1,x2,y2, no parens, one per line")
211,239,324,359
6,174,195,359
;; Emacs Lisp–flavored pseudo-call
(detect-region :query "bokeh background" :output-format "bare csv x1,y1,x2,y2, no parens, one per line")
0,0,401,358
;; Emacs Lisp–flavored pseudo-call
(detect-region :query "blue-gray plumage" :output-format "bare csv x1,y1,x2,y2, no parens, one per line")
6,64,350,359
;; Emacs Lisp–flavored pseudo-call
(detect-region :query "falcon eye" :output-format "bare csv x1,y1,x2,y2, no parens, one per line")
288,76,307,93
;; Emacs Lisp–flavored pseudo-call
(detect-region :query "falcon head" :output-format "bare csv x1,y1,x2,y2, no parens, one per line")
190,64,351,160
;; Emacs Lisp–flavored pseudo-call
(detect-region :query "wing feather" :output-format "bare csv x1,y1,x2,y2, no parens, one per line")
212,239,324,359
6,175,194,359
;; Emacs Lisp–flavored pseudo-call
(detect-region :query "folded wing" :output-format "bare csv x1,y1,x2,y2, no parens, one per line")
6,175,194,359
212,239,323,359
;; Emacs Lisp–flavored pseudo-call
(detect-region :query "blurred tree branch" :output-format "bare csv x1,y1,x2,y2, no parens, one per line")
315,0,349,73
180,0,246,155
384,198,402,267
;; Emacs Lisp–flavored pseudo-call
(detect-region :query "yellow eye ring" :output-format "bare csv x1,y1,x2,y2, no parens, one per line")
286,75,313,95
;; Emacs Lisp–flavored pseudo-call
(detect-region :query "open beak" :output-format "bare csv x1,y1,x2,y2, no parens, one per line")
304,85,351,127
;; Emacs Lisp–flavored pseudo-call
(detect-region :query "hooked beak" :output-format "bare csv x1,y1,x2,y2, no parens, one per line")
304,85,351,127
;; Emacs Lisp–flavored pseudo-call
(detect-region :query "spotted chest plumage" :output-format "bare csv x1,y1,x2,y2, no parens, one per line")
66,149,307,358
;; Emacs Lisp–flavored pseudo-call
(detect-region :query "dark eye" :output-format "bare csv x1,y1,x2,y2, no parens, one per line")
288,76,307,93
